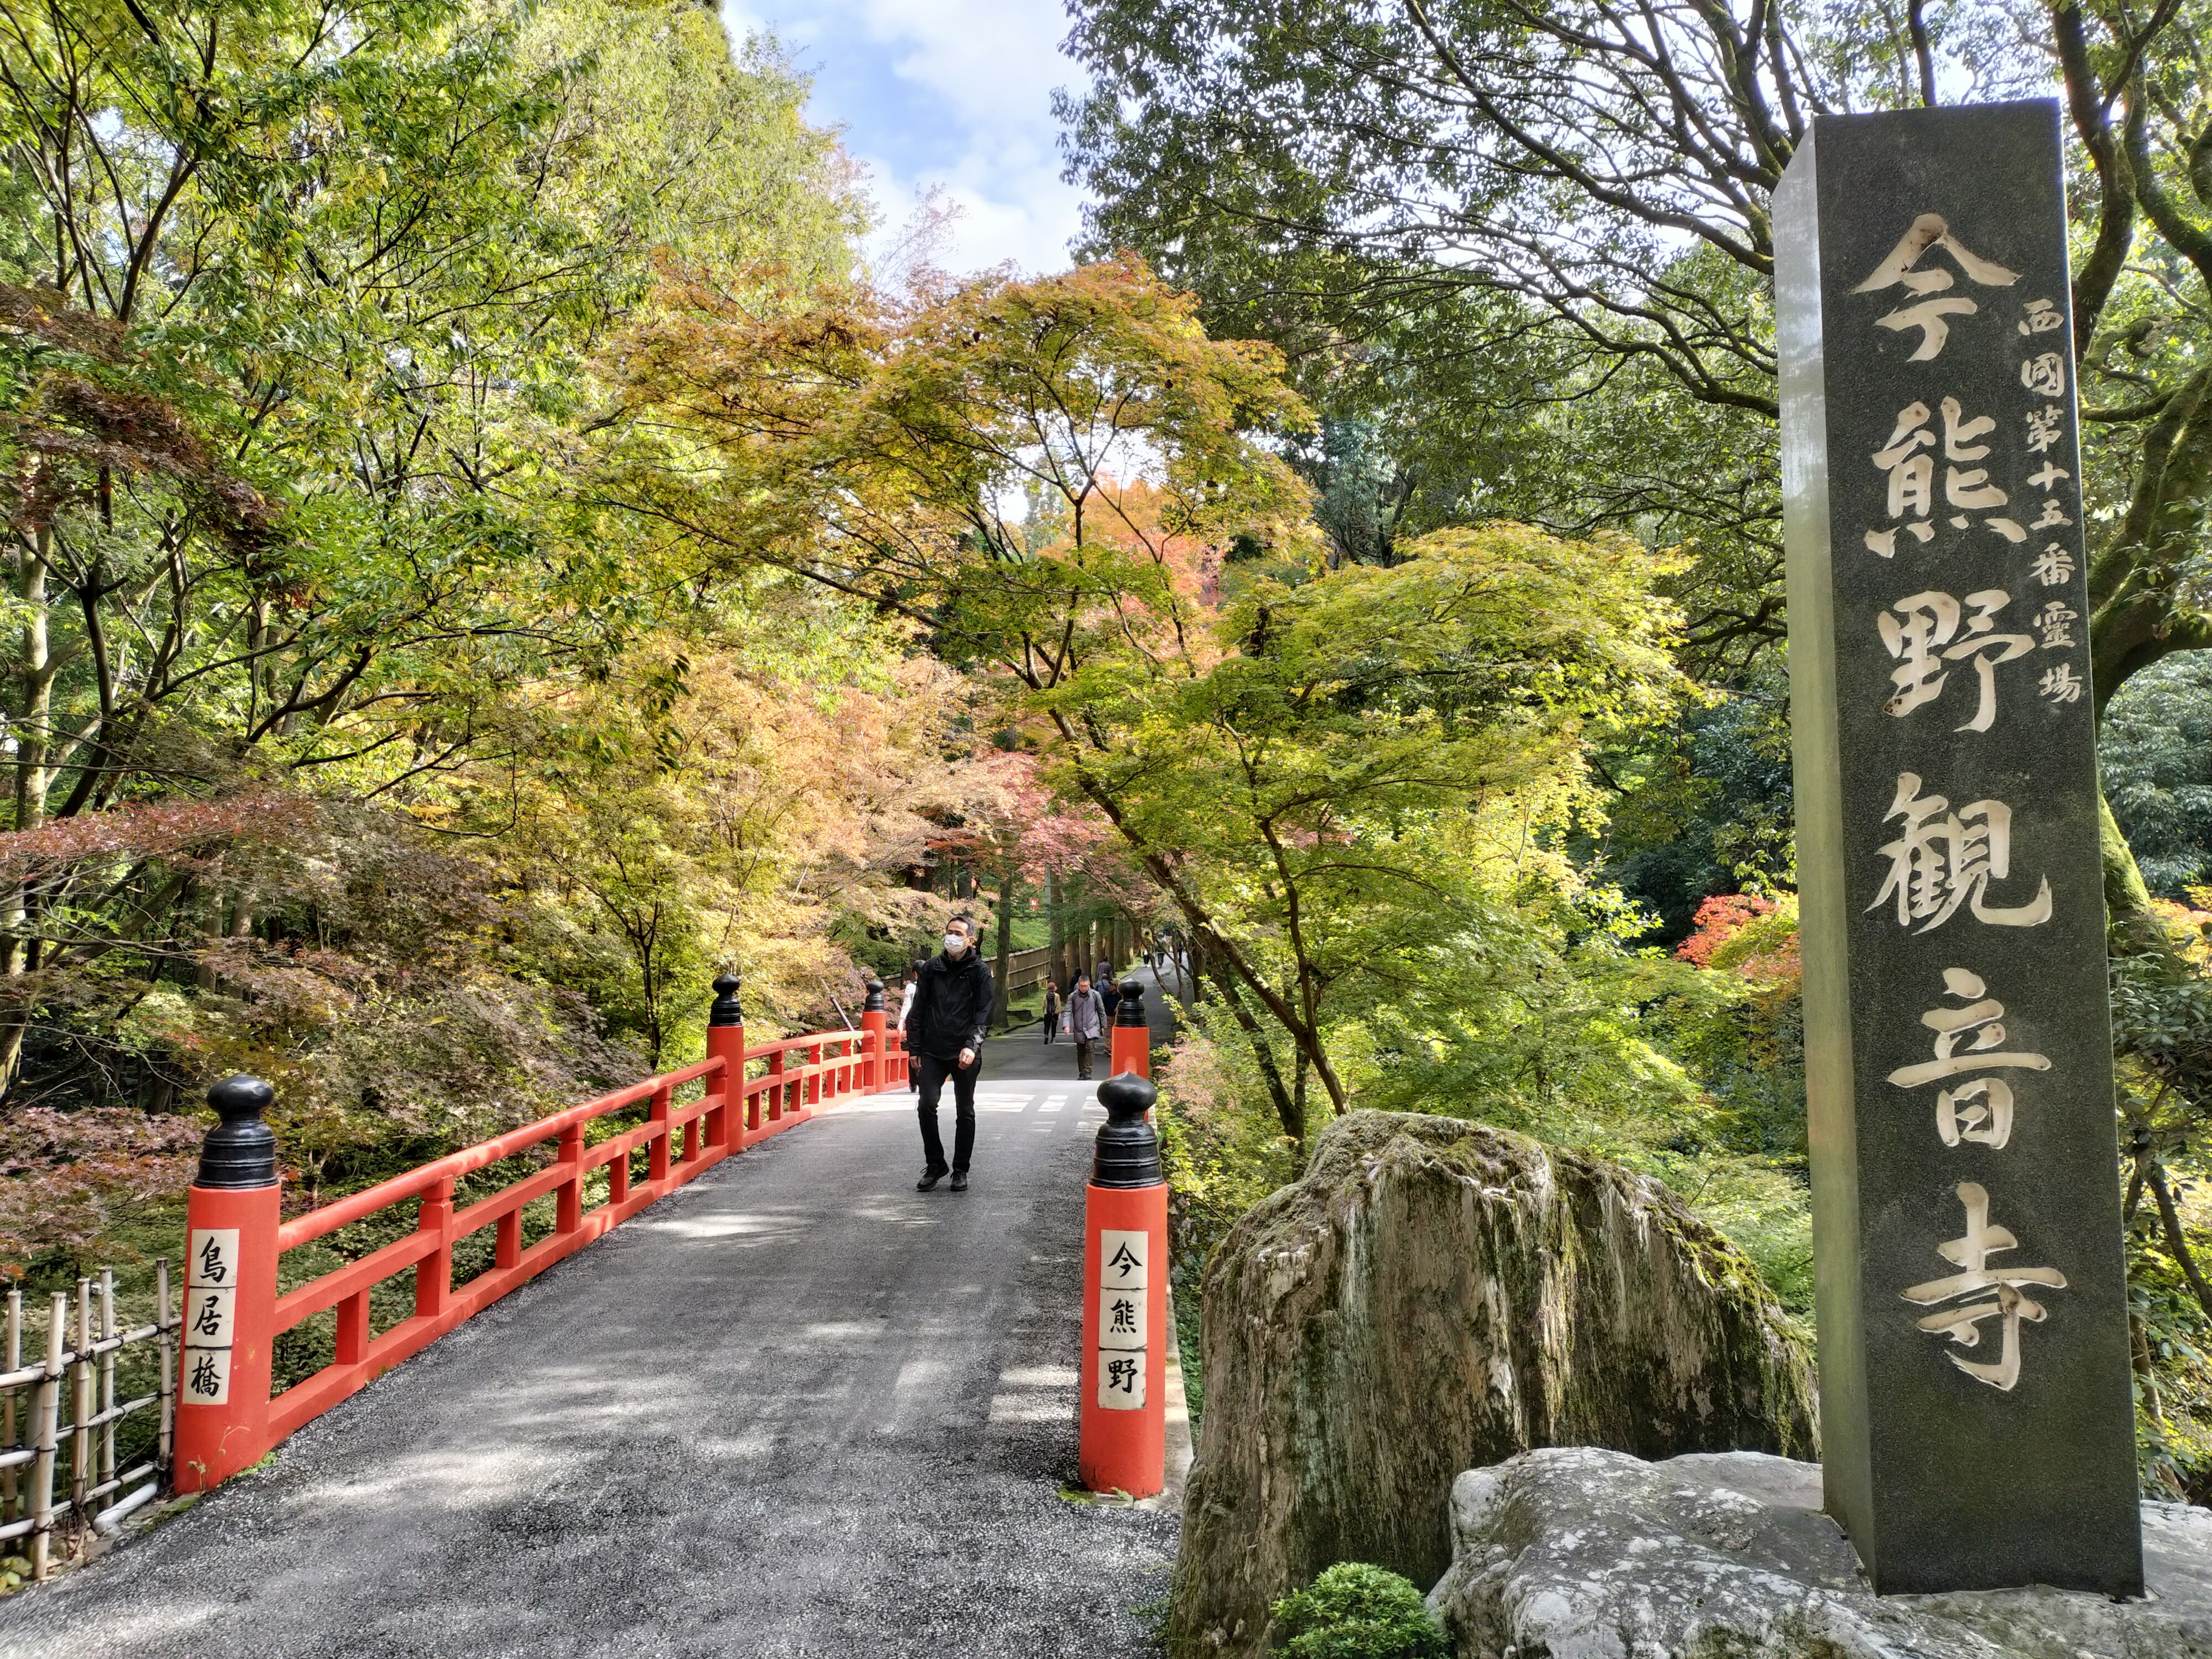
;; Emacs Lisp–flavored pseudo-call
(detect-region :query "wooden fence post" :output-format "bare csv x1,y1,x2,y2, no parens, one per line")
31,1292,61,1578
173,1075,281,1494
416,1178,454,1319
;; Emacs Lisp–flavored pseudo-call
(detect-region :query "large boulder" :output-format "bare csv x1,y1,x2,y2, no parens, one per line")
1429,1446,2212,1658
1168,1111,1817,1658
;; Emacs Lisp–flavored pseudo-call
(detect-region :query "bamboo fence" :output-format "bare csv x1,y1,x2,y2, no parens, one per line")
0,1266,177,1581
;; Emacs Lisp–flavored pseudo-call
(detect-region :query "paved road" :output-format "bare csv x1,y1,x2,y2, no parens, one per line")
0,1045,1177,1658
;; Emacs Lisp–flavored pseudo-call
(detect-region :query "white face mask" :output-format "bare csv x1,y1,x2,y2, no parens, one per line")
943,933,967,956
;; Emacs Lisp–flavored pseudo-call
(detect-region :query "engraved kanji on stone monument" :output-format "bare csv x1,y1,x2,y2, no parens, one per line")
1778,101,2139,1597
1903,1181,2069,1391
1886,967,2052,1149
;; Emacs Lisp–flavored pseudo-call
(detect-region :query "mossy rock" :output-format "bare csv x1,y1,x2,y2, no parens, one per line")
1168,1110,1817,1659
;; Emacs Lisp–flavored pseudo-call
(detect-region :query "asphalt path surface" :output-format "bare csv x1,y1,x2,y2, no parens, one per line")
0,1024,1180,1658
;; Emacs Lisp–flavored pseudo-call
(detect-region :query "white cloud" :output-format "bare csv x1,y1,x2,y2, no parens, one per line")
722,0,1088,278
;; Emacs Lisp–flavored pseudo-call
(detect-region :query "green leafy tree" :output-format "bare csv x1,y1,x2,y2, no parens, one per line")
609,259,1691,1130
1057,0,2212,931
0,0,859,1093
2103,654,2212,899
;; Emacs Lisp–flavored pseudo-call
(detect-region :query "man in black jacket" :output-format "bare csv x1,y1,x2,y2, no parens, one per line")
906,915,995,1192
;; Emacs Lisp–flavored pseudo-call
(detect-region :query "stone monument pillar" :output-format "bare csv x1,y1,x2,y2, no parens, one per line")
1777,100,2141,1596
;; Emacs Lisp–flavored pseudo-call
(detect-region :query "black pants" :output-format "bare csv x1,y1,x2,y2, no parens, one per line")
914,1052,979,1173
1043,1015,1056,1044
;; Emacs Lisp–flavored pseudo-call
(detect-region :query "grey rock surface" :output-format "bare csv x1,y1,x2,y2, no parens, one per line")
0,1045,1169,1658
1169,1111,1817,1658
1429,1445,2212,1658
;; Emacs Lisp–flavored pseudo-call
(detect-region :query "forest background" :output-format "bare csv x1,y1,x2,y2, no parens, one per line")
2,0,2210,1501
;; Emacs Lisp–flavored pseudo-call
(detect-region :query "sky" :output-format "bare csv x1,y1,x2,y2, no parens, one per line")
719,0,1090,280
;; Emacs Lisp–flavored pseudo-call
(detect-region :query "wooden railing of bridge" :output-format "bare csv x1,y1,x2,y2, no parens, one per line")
169,975,906,1499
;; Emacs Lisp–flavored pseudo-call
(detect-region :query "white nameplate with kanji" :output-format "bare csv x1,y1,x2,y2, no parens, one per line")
1099,1229,1147,1290
1098,1286,1146,1350
181,1343,233,1406
182,1284,236,1349
1096,1348,1146,1410
183,1228,240,1403
188,1228,239,1289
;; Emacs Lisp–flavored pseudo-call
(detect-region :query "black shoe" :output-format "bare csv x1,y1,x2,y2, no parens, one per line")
949,1170,969,1191
916,1166,949,1191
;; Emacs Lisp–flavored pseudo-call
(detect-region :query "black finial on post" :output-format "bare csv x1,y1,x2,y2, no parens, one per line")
196,1075,277,1190
863,978,887,1013
1092,1072,1162,1188
1115,978,1147,1027
709,973,744,1028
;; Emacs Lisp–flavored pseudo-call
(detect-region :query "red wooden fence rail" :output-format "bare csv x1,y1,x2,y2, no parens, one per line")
174,975,907,1491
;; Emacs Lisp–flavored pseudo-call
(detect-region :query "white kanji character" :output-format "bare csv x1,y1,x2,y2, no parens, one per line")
2017,298,2063,335
2030,498,2073,531
1879,592,1961,717
1854,214,2020,359
1902,1181,2067,1391
1940,396,2008,509
2027,461,2070,490
1877,590,2033,733
1869,773,2055,933
1866,402,1941,556
2029,544,2075,587
2035,600,2077,648
2039,662,2084,704
2025,406,2065,453
1886,966,2051,1149
2021,352,2067,397
1875,402,1935,517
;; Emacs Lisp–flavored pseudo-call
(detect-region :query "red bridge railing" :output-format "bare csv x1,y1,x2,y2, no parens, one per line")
172,974,906,1492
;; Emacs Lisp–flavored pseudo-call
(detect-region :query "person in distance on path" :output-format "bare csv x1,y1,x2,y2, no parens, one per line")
898,956,926,1094
907,916,993,1192
1066,972,1104,1080
1099,971,1120,1028
1041,978,1060,1044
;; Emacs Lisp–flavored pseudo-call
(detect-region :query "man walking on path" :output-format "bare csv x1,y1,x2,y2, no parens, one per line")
1041,979,1060,1044
1066,973,1104,1080
1099,972,1120,1028
906,918,993,1191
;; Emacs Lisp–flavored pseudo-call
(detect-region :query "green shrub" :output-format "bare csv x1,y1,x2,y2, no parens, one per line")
1270,1562,1449,1658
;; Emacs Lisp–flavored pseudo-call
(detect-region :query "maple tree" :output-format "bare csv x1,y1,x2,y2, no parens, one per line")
605,257,1692,1131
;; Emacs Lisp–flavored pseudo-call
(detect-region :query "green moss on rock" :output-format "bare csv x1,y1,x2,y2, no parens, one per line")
1168,1110,1819,1659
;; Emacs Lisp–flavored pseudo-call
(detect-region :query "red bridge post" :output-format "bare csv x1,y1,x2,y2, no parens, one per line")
861,979,887,1090
704,973,745,1144
1109,978,1150,1078
1080,1072,1167,1499
174,1077,281,1493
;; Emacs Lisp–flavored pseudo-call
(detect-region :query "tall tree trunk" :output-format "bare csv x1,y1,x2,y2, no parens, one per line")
0,533,56,1097
1047,866,1065,999
993,868,1014,1031
2102,787,2167,955
1211,964,1301,1142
